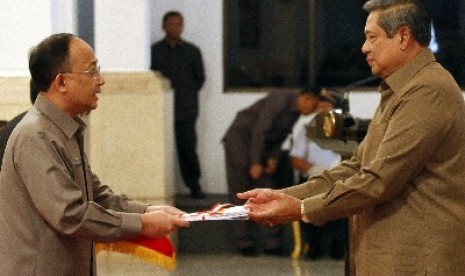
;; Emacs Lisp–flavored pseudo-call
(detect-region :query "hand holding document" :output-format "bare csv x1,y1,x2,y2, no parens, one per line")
181,203,249,221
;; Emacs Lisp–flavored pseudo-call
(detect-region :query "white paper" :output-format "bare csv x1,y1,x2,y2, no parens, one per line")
182,203,249,221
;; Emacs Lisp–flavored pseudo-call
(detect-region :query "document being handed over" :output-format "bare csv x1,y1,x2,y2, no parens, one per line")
181,203,249,221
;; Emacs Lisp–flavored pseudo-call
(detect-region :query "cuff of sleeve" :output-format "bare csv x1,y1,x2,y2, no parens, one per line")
126,200,149,214
120,212,143,239
307,165,326,177
300,194,327,224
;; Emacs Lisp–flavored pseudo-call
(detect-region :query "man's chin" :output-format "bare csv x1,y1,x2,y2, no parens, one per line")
82,104,98,115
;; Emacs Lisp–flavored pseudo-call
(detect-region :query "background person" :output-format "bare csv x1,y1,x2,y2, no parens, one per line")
238,0,465,274
0,80,39,170
223,90,319,256
0,33,189,275
151,11,206,199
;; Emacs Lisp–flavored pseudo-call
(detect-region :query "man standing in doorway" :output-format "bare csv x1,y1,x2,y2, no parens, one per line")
151,11,206,198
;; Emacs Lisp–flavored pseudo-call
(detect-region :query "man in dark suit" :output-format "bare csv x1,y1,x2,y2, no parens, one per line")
223,90,319,256
0,80,39,170
151,11,205,198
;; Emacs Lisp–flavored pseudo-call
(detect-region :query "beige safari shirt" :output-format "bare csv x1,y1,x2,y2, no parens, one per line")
284,50,465,275
0,94,147,275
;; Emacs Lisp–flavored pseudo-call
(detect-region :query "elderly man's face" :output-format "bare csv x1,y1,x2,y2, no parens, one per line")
361,11,404,79
62,38,105,116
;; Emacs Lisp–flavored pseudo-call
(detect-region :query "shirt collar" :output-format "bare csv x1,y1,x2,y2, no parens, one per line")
384,49,436,97
34,94,86,139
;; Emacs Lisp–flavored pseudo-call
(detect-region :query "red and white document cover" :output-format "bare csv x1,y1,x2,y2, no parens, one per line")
182,203,249,221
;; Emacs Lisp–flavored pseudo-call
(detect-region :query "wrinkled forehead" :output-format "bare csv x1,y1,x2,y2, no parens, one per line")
364,11,385,35
365,11,380,30
68,38,98,68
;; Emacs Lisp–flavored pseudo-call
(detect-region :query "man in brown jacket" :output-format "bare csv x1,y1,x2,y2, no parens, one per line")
239,0,465,275
0,33,189,275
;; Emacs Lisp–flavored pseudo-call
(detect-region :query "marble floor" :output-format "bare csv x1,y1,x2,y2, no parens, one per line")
173,253,345,276
97,252,346,276
97,194,347,275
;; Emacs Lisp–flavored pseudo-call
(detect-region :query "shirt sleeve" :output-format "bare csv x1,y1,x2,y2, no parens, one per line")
285,85,454,224
289,128,309,160
91,173,147,214
192,47,205,91
150,44,162,71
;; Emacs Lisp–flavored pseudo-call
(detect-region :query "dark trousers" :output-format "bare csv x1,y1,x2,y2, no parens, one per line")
175,120,201,193
298,176,347,258
273,150,294,189
223,128,282,250
302,219,348,258
223,133,282,251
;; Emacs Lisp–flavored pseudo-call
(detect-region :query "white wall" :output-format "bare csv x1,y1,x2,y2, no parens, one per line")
95,0,151,71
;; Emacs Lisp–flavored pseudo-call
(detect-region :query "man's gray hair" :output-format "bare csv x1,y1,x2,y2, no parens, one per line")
363,0,431,46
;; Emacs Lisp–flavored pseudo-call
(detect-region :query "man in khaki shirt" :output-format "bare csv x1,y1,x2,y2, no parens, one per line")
0,33,189,275
239,0,465,275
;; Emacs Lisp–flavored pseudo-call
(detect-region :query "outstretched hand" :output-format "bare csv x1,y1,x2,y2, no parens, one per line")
237,189,301,226
141,210,190,239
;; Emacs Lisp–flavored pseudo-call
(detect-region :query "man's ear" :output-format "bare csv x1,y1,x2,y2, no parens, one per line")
398,26,412,49
54,74,67,92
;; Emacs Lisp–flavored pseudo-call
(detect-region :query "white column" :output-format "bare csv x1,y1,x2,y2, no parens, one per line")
51,0,77,35
94,0,151,71
89,0,175,204
91,3,176,271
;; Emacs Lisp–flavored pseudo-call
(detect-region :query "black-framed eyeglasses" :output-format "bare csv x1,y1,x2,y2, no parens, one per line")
61,65,101,78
